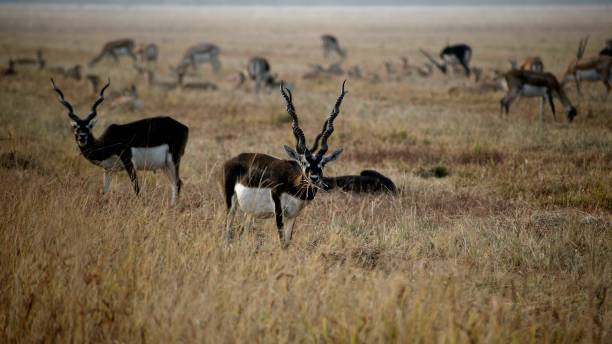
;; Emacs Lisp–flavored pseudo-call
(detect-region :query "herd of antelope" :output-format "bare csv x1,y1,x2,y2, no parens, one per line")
3,34,611,248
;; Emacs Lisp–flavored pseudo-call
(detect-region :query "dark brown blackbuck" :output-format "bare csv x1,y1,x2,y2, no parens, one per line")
51,79,189,206
221,81,348,249
500,70,577,122
420,43,472,76
89,38,137,67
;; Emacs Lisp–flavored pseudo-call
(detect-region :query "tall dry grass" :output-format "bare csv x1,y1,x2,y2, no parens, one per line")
1,5,611,343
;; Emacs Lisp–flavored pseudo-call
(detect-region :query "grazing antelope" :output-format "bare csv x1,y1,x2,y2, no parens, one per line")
234,57,282,93
420,43,472,76
562,37,612,96
49,64,82,81
89,38,137,67
137,43,158,65
50,79,189,206
599,39,612,57
500,70,577,122
222,81,348,249
510,57,544,72
321,34,346,59
177,43,221,74
323,170,397,194
14,50,45,69
109,85,144,112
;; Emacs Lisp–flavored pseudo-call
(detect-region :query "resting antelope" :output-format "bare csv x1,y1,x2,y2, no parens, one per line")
14,50,45,69
51,79,189,206
500,70,577,122
562,37,612,96
323,170,397,194
221,81,347,249
321,34,346,59
177,43,221,74
420,43,472,76
89,38,137,67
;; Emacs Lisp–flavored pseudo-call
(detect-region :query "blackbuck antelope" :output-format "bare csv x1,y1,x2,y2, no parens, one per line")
321,34,346,59
89,38,137,67
49,64,82,81
221,81,348,249
14,50,45,69
500,70,577,122
510,57,544,72
51,79,189,206
420,43,472,76
323,170,397,194
137,43,158,65
177,43,221,74
235,57,282,93
562,37,612,96
599,39,612,57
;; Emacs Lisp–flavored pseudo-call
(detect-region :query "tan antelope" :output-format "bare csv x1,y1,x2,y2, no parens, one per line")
221,81,347,249
501,70,577,122
89,38,137,67
510,57,544,72
321,34,346,59
176,43,221,74
562,37,612,96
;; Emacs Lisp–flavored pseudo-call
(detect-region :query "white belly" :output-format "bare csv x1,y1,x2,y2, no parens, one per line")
234,183,308,219
114,47,131,56
131,145,171,170
521,85,548,97
577,69,602,81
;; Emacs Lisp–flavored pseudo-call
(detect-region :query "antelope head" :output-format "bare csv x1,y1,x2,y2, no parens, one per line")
280,80,347,190
51,78,109,147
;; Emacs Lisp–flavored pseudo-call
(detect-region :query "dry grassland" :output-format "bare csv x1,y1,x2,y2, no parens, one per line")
0,5,611,343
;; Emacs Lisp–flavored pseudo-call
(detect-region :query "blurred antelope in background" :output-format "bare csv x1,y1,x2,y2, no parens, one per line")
221,81,347,249
509,57,544,72
599,39,612,57
562,36,612,96
234,57,282,93
420,43,472,76
14,50,45,69
177,43,221,74
51,79,189,206
137,43,158,66
49,64,82,81
89,38,137,67
321,34,346,60
500,70,577,122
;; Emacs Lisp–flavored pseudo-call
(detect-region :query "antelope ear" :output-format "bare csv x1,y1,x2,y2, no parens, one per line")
86,118,97,129
322,149,343,165
283,145,301,161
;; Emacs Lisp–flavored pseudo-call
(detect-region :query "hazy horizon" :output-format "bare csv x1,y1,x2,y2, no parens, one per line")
1,0,610,6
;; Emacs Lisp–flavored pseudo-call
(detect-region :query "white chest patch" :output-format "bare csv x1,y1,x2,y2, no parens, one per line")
577,69,602,81
521,85,548,97
234,183,308,219
131,144,171,170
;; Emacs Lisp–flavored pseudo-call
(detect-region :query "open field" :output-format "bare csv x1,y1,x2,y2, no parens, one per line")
1,5,611,343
